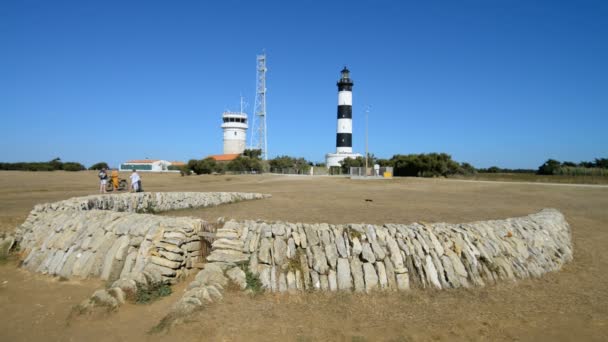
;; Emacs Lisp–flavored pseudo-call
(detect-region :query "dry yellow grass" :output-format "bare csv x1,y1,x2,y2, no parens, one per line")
1,171,607,341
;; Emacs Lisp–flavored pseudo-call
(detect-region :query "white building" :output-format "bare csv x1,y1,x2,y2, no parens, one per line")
119,159,184,172
222,111,248,155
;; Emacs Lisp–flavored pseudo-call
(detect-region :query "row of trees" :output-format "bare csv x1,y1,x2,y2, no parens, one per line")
0,158,86,172
186,150,316,175
537,158,608,176
338,153,476,177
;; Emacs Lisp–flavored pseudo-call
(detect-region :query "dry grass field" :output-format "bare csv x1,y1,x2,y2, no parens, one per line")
0,171,607,341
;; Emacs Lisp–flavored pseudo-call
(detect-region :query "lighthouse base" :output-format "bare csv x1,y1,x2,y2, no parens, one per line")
325,152,362,168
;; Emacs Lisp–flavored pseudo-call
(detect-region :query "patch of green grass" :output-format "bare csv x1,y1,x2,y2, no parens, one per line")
287,250,303,273
135,283,172,304
347,228,362,240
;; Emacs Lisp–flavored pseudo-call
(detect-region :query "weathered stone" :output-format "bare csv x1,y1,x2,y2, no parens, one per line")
258,238,272,264
335,232,348,258
350,258,365,292
304,225,320,246
226,267,247,289
195,264,228,287
376,262,388,289
363,262,379,292
310,271,321,290
287,238,296,258
425,255,442,289
212,238,244,251
311,245,329,274
91,289,118,308
361,242,376,263
207,251,248,264
273,238,288,265
352,237,363,256
0,235,15,258
286,271,297,291
271,224,286,236
270,266,278,291
319,274,329,290
325,243,338,269
337,258,352,290
149,256,182,270
108,287,125,304
278,272,287,292
370,240,386,260
258,265,272,289
396,273,410,290
328,270,338,291
383,258,397,289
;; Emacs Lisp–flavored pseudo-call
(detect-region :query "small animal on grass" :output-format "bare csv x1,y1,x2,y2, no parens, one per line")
364,199,373,202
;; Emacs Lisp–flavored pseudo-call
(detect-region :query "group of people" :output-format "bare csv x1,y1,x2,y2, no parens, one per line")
98,168,142,194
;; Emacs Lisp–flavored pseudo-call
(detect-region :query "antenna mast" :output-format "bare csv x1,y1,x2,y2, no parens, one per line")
250,52,268,160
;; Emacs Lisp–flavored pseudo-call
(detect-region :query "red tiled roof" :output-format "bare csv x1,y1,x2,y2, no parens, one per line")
125,159,159,164
207,154,240,162
170,161,186,166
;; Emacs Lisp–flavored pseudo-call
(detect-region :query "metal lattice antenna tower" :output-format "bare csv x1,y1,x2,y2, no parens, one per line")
249,52,268,160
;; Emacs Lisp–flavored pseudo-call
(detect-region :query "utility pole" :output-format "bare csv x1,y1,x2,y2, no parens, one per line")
365,105,370,177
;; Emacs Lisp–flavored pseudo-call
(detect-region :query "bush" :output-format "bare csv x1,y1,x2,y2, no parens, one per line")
187,157,217,175
537,159,562,175
0,158,85,172
89,162,109,170
227,156,262,173
269,155,310,174
62,162,86,171
389,153,461,177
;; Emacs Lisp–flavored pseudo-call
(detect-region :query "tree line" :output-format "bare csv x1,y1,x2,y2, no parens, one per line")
0,158,86,172
337,153,476,177
3,155,607,178
536,158,608,176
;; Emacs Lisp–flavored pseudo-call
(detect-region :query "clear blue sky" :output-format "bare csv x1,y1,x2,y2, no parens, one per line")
1,0,606,169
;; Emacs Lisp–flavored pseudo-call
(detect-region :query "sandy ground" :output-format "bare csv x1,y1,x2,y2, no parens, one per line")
0,171,607,341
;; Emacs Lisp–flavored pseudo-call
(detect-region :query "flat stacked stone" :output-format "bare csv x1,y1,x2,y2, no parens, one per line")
204,209,572,294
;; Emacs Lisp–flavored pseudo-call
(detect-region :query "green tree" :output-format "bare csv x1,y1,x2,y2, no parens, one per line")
537,159,561,175
188,157,217,175
243,149,262,159
62,162,86,171
595,158,608,169
227,156,262,173
269,155,310,174
460,162,477,175
339,157,365,173
89,162,109,170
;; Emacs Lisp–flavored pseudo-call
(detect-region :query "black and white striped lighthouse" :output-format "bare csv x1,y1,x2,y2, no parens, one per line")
326,67,361,168
336,67,353,153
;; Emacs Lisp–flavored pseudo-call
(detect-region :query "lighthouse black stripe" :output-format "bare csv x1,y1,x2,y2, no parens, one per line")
337,105,352,119
336,133,352,147
337,81,353,92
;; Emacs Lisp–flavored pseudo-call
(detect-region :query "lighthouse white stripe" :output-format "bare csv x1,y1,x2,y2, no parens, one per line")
338,91,352,106
337,118,352,133
337,146,353,153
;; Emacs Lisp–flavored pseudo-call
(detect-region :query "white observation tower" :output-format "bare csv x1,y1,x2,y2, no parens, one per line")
221,99,248,155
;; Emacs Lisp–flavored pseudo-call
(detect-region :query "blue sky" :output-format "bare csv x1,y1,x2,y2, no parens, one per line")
1,0,606,168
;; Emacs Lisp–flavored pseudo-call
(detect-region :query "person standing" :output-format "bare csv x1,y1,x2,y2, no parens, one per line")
111,168,119,190
98,168,108,193
129,169,141,192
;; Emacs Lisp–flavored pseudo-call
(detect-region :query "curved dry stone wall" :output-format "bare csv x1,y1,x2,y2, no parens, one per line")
165,208,573,322
11,192,269,311
9,193,573,322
